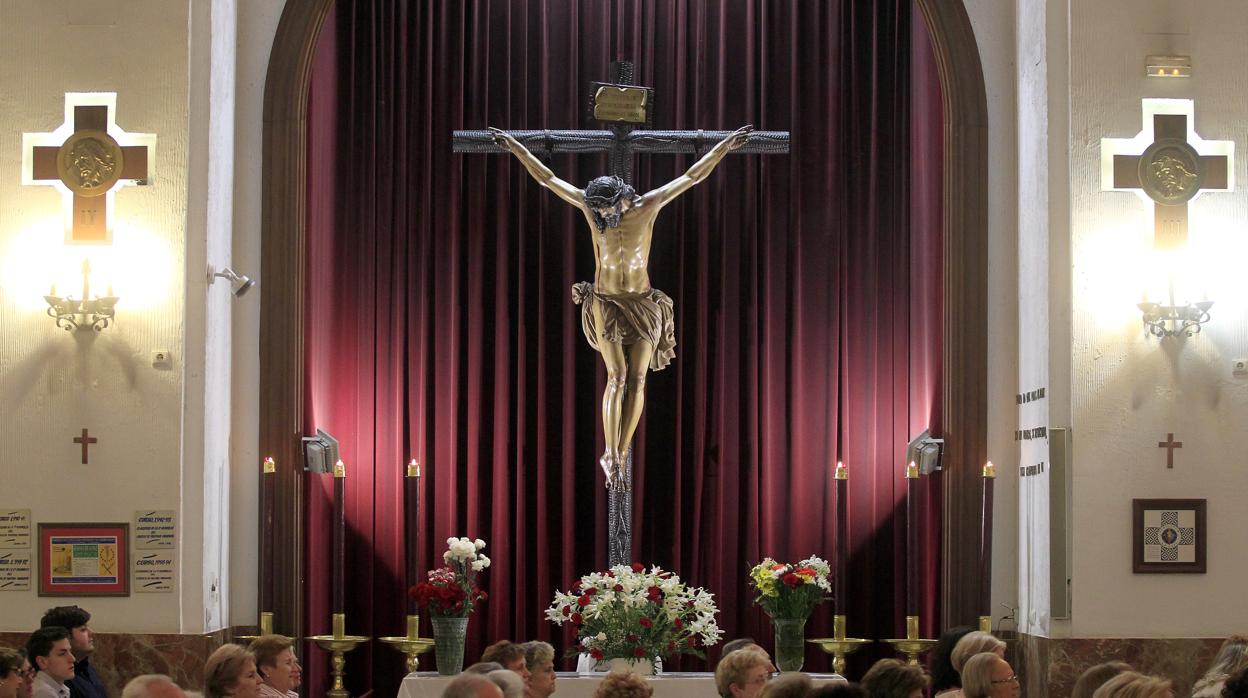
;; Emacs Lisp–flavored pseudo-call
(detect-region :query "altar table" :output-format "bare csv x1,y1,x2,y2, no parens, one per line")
398,671,847,698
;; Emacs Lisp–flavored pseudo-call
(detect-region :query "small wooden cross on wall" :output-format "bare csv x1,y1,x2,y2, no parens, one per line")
21,93,156,244
1157,432,1183,469
73,428,98,465
1102,101,1232,249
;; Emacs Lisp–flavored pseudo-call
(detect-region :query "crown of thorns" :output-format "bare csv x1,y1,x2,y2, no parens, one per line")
584,176,634,208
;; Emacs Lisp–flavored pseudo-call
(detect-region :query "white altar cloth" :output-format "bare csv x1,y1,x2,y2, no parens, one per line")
398,671,847,698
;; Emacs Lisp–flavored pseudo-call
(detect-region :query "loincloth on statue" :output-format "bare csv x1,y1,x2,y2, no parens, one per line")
571,282,676,371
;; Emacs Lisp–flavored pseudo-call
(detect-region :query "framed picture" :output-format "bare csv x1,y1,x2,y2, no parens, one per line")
38,523,130,596
1132,499,1206,574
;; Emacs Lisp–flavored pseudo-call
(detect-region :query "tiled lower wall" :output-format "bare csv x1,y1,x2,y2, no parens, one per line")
0,629,235,696
1012,633,1224,698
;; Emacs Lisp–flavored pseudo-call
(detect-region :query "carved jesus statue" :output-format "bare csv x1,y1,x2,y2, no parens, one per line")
491,125,753,490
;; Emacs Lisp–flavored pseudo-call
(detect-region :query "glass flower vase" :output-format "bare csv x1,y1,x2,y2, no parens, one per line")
772,617,807,672
431,615,469,675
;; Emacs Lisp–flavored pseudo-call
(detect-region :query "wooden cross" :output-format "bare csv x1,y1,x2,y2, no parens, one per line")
22,93,155,244
73,428,98,465
452,61,789,186
1106,104,1231,249
1157,432,1183,469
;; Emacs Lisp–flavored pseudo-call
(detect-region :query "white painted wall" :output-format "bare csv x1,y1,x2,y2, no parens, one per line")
0,0,267,634
1068,0,1248,637
962,0,1021,634
227,0,286,630
0,0,190,633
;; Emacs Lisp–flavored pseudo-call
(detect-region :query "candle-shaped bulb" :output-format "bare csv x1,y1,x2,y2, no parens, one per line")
906,460,919,479
106,284,114,297
263,456,276,474
333,459,346,478
834,461,848,480
407,459,421,478
982,461,996,478
50,282,57,296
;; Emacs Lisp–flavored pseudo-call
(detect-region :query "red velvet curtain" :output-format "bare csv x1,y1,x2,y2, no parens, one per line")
302,2,943,696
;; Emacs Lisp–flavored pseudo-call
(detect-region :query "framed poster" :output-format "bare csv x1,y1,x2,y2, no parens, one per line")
1133,499,1206,574
38,523,130,596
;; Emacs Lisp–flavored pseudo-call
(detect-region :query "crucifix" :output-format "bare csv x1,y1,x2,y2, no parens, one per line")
453,61,789,567
1104,101,1232,249
1157,432,1183,469
22,93,156,244
73,428,98,465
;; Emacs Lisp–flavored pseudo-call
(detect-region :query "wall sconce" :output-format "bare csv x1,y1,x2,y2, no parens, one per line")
1145,55,1191,78
208,265,255,297
1138,275,1212,338
44,259,119,331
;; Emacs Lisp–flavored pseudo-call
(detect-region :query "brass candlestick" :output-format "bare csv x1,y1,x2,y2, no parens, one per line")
234,612,275,645
808,614,871,675
380,614,435,674
882,615,937,666
310,613,371,698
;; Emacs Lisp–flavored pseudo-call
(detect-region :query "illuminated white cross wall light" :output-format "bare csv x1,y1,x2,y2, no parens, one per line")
20,92,157,245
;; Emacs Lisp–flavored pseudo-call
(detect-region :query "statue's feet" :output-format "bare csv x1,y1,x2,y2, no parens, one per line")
605,453,631,492
599,450,616,483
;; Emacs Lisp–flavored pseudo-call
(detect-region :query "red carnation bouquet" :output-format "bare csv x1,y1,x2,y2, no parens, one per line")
409,537,489,618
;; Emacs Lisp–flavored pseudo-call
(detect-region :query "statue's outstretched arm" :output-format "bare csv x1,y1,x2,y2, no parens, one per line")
641,125,753,208
489,127,584,208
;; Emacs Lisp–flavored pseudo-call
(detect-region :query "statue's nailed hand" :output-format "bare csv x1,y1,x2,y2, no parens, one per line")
488,127,518,153
727,125,754,151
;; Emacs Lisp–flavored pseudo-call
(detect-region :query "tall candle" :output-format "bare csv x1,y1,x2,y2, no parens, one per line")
333,459,346,614
834,461,849,615
260,456,276,615
905,461,920,618
405,459,421,614
979,461,996,627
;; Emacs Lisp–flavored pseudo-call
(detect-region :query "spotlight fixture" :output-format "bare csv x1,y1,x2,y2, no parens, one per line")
45,259,119,332
208,265,255,297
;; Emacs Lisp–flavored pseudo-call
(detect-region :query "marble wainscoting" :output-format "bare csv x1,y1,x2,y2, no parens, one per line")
0,629,236,695
1014,634,1225,697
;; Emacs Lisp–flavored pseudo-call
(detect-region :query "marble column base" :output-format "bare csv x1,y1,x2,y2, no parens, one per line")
0,628,241,696
1013,633,1224,698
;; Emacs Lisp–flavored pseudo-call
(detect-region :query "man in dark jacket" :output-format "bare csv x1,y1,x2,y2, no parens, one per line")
40,607,104,698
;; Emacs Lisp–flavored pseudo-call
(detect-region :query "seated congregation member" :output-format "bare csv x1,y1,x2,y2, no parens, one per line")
442,673,503,698
485,670,524,698
591,672,652,698
715,646,774,698
929,626,974,697
481,642,531,681
1193,636,1248,698
246,636,301,698
959,653,1018,698
39,607,103,698
121,676,188,698
1,648,24,698
758,672,810,698
1222,666,1248,698
949,632,1005,679
204,645,262,698
1072,661,1134,698
721,639,767,660
1091,672,1174,698
15,650,34,698
860,658,928,698
25,627,76,698
520,641,556,698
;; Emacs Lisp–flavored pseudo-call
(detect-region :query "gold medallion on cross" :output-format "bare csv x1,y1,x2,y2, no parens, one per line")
1102,100,1233,249
21,93,156,244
